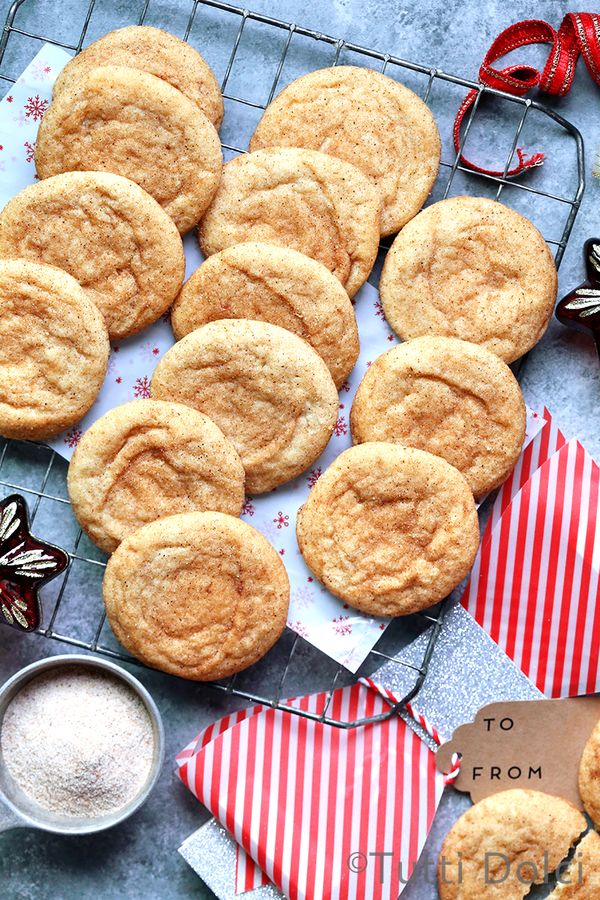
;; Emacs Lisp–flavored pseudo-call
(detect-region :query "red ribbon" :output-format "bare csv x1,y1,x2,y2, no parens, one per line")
455,13,600,177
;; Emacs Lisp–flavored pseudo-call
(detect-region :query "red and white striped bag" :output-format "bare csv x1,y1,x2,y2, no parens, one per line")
462,408,600,697
176,682,444,900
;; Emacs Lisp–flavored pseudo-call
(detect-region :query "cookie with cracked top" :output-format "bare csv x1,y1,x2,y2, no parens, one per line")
350,336,526,498
296,442,479,616
68,399,245,553
0,171,185,340
103,511,290,680
438,789,586,900
250,65,440,237
151,318,339,494
0,259,109,440
379,196,557,363
199,147,382,298
171,242,359,387
52,25,224,128
35,65,222,233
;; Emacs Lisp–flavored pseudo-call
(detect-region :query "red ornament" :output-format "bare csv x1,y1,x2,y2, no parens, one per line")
556,238,600,359
0,495,69,631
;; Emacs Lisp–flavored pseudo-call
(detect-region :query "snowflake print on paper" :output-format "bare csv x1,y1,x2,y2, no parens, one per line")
333,416,348,437
256,517,280,544
340,380,351,393
291,584,314,610
374,299,385,318
133,375,151,399
288,620,309,639
5,96,12,103
28,60,53,80
241,498,255,517
332,615,352,636
307,468,321,488
24,141,35,163
139,341,161,363
63,428,82,449
273,512,289,529
24,95,48,122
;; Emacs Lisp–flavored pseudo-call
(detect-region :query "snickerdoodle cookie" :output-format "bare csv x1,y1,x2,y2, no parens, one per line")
296,442,479,616
0,259,109,440
438,790,586,900
151,319,339,493
103,511,290,680
350,336,526,498
380,196,558,363
35,65,222,233
52,25,224,127
68,400,245,553
199,147,381,297
170,242,359,387
578,719,600,828
553,830,600,897
0,172,184,340
250,66,440,236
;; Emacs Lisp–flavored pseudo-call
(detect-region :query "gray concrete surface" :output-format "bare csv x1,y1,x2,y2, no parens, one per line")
0,0,598,897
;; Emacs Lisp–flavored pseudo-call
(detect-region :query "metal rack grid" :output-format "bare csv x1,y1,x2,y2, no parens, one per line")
0,0,585,729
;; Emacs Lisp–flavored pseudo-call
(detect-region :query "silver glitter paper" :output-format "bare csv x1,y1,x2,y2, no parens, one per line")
372,599,543,742
179,819,284,900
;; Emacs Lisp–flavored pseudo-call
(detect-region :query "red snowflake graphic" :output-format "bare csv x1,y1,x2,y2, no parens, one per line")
374,299,385,318
44,66,51,74
340,380,350,393
379,623,386,630
133,375,151,399
307,468,321,488
152,346,160,356
115,376,122,384
273,511,289,529
366,360,372,368
288,620,309,639
6,96,12,103
64,428,82,448
279,548,285,555
241,498,255,517
24,95,48,122
24,141,35,163
333,416,348,437
387,334,395,342
332,615,352,636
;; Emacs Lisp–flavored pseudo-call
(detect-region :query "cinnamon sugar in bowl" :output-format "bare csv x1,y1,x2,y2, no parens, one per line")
0,655,164,834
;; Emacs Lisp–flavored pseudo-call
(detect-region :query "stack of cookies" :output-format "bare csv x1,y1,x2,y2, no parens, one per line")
0,25,559,680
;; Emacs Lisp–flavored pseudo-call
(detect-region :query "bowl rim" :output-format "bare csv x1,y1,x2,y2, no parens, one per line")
0,652,165,835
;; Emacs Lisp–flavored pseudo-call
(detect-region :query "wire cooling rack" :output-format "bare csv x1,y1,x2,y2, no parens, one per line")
0,0,585,729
